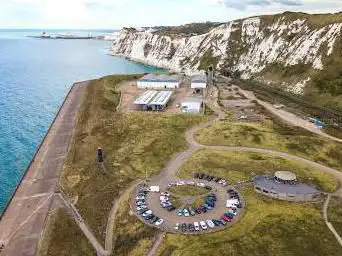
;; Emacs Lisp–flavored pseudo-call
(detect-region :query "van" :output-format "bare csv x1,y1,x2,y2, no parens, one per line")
194,222,200,231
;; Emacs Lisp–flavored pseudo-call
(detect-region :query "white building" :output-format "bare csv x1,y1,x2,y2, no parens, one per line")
137,74,181,89
191,74,207,89
181,98,203,114
134,90,172,111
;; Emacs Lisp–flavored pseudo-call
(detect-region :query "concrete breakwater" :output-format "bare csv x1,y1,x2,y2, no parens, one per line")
0,81,88,256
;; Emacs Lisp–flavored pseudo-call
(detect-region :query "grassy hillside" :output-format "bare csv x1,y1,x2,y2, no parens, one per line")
195,114,342,171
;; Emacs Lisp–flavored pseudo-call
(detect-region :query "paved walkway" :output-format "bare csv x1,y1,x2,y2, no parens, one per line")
322,195,342,247
0,82,87,256
146,232,166,256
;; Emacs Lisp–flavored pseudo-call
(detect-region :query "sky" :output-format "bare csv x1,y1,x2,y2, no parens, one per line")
0,0,341,29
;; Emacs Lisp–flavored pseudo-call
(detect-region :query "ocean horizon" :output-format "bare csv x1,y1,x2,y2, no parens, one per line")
0,29,164,215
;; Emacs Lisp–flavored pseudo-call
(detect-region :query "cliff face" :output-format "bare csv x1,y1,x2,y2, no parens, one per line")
111,12,342,97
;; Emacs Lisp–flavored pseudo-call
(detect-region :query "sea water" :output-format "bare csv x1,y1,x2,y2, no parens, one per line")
0,29,163,214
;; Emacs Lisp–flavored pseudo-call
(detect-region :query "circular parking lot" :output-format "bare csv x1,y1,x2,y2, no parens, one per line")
132,174,243,234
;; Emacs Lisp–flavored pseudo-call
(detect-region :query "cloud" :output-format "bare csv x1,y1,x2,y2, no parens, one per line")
221,0,303,10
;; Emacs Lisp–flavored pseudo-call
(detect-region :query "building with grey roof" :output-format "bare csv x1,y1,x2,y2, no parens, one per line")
253,172,321,202
137,74,182,89
134,90,172,111
191,74,207,89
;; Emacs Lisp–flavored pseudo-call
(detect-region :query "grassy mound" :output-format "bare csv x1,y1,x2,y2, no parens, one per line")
195,118,342,171
178,150,337,193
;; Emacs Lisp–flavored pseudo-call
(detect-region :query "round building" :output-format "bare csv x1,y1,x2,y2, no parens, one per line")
253,171,321,202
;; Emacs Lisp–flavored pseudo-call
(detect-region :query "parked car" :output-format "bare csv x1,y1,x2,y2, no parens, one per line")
189,207,196,216
194,222,200,231
183,209,190,217
149,216,159,224
203,204,212,210
136,195,145,200
177,181,185,186
181,223,187,232
187,181,195,186
142,210,152,217
144,214,154,220
214,177,221,182
168,182,176,188
155,219,164,226
174,222,180,230
196,182,205,187
177,209,183,216
138,209,148,215
206,220,215,229
167,205,176,211
198,173,204,179
136,205,147,211
136,201,145,206
222,215,231,222
200,206,207,213
212,219,222,226
195,207,202,214
229,209,237,216
188,223,195,232
200,221,208,230
193,173,199,178
161,192,170,197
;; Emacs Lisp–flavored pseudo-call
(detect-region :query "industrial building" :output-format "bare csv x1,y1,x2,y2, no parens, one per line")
191,74,207,89
137,74,182,89
253,171,321,202
181,98,203,114
134,90,172,111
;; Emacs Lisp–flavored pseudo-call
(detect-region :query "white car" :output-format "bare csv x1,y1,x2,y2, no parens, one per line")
183,209,190,217
194,222,200,231
174,222,180,230
160,196,169,201
177,181,185,186
196,182,205,187
142,210,152,217
168,182,176,187
155,219,164,226
136,206,147,211
200,221,208,230
187,181,195,186
136,195,145,200
206,220,215,229
229,210,238,216
161,192,170,197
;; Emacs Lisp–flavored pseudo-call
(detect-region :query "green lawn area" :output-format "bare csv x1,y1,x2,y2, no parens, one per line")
169,185,211,196
112,190,157,256
59,75,211,244
195,117,342,171
157,188,342,256
38,208,95,256
328,196,342,237
178,150,337,193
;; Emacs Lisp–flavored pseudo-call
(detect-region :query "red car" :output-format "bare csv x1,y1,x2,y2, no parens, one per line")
221,215,232,222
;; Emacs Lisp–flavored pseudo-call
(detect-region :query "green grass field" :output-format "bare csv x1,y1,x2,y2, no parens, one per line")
157,188,342,256
38,208,95,256
328,197,342,237
59,75,211,244
195,117,342,171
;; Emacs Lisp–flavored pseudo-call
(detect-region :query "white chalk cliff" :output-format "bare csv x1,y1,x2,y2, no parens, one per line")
111,12,342,95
